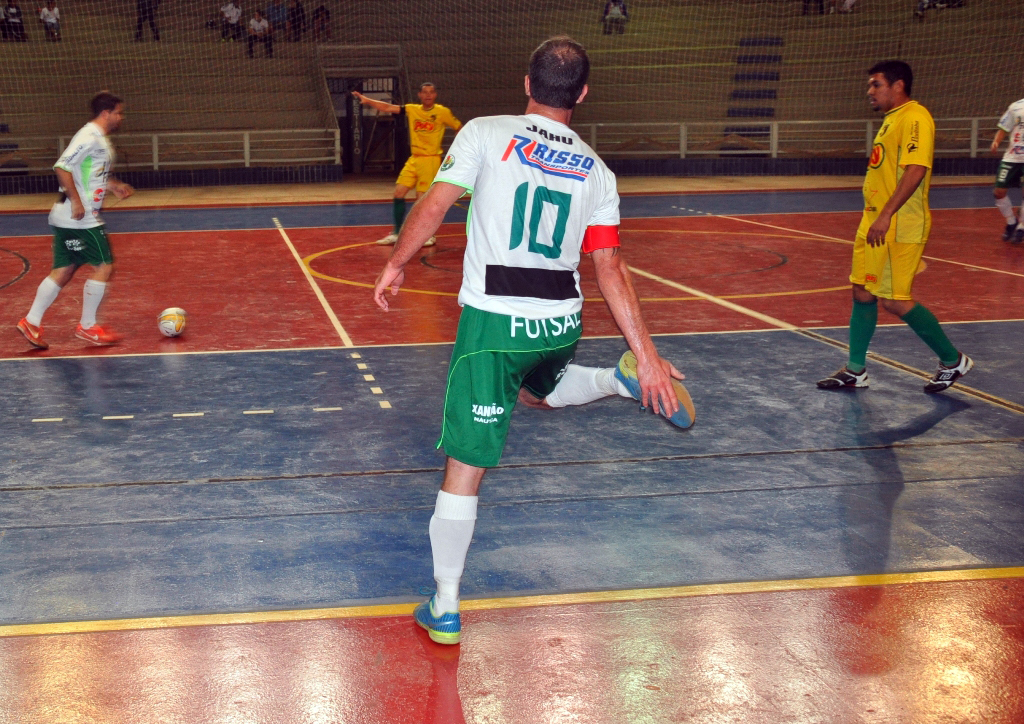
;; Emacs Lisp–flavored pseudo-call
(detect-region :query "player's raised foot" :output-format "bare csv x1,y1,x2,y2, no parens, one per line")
924,353,973,393
816,366,868,389
1013,228,1024,245
614,350,696,428
1002,223,1018,241
16,318,48,349
75,324,119,346
414,596,461,645
375,232,399,245
423,236,436,247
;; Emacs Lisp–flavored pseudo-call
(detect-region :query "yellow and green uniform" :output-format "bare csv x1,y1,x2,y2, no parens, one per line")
851,100,934,300
396,103,461,192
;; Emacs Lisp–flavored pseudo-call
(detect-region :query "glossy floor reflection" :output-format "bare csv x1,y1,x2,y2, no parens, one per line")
1,576,1021,724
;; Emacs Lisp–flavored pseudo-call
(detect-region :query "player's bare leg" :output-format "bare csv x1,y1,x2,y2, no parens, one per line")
994,187,1022,242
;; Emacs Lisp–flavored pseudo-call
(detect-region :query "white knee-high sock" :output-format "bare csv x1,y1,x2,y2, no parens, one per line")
430,490,478,614
80,279,107,328
544,364,632,408
26,277,62,327
996,196,1016,224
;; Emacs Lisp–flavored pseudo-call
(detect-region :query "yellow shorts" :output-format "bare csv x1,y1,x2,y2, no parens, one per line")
396,154,442,193
849,234,926,300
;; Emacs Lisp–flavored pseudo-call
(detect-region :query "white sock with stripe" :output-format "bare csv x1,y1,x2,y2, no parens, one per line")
80,279,107,328
430,490,478,614
27,277,62,327
544,364,631,408
996,196,1015,224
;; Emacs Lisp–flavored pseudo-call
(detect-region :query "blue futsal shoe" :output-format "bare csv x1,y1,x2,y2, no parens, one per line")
614,350,696,428
414,596,461,645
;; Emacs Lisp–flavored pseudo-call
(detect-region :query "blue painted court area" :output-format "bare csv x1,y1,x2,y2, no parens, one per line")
0,185,1004,236
1,323,1021,625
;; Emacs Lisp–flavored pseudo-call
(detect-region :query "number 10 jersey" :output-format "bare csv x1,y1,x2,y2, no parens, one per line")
433,113,620,320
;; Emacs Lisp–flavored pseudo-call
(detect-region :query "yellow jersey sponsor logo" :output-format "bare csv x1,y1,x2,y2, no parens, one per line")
869,143,885,169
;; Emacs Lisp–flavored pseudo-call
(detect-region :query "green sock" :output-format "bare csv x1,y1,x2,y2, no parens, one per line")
847,299,877,373
900,303,960,366
392,197,406,232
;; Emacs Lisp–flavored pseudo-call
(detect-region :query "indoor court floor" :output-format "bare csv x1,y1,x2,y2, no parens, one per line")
0,177,1022,723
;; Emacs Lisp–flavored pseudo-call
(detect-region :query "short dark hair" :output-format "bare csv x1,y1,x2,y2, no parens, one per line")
419,82,436,90
868,60,913,97
90,91,122,118
528,36,589,110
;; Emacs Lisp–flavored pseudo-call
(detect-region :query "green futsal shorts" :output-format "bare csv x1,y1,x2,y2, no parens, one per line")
995,161,1024,189
51,225,113,268
439,304,582,468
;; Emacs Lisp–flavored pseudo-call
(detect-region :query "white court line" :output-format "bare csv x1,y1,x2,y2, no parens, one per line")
313,407,343,412
172,412,205,417
243,409,274,415
102,415,134,420
273,217,354,347
31,418,63,423
683,210,1024,280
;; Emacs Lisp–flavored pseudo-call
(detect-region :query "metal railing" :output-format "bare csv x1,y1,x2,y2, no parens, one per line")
0,117,1000,175
0,128,341,174
579,117,999,159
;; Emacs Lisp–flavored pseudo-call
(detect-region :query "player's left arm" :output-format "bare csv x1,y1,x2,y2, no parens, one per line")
589,241,684,418
106,177,134,199
866,111,933,246
373,181,465,311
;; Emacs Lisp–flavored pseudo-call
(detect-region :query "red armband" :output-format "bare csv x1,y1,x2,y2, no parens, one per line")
581,225,620,253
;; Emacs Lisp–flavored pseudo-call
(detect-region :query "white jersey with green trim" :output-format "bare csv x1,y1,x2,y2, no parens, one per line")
49,121,114,229
998,98,1024,163
433,113,620,320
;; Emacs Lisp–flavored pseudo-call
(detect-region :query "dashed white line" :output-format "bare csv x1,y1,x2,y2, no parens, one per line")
370,387,383,395
173,412,205,418
379,401,392,409
350,352,362,359
102,415,135,420
313,407,343,412
243,410,274,415
363,374,375,381
357,363,368,370
32,418,63,423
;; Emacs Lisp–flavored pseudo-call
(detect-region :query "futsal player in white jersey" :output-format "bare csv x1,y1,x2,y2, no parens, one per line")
372,37,694,644
16,91,133,349
991,97,1024,244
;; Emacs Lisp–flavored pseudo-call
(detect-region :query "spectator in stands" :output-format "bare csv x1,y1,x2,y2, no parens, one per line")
265,0,285,34
134,0,159,40
2,0,26,40
286,0,305,41
247,8,272,57
310,2,329,40
220,0,243,41
3,0,26,40
602,0,627,34
802,0,825,14
38,0,59,41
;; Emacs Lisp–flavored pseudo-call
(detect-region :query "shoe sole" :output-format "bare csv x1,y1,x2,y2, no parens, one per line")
816,377,868,389
415,616,461,645
616,351,695,428
924,356,973,393
17,323,48,349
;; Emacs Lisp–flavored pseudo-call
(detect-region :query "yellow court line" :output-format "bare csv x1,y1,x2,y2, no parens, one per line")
273,218,354,347
704,213,1024,279
2,567,1020,639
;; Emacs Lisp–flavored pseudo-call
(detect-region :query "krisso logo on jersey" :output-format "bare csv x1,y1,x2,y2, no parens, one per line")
501,135,595,181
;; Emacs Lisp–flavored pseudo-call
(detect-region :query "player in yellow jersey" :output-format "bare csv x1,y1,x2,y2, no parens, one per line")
817,60,972,393
352,82,462,247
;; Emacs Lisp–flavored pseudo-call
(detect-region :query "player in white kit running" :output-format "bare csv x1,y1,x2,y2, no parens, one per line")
992,97,1024,243
372,37,694,644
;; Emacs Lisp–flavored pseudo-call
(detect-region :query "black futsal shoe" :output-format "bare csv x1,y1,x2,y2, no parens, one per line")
816,366,868,389
924,353,973,393
1013,228,1024,244
1002,223,1017,241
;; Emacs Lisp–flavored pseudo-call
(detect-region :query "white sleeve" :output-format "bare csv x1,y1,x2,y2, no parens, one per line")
586,166,620,227
432,119,482,192
998,106,1016,133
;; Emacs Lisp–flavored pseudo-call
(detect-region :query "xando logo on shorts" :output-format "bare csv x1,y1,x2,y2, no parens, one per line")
65,238,85,251
472,403,505,424
869,144,885,169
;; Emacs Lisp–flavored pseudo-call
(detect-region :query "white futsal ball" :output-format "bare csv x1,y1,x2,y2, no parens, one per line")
157,307,187,337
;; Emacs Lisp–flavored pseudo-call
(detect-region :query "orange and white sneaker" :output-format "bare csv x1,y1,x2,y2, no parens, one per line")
75,324,119,346
16,318,48,349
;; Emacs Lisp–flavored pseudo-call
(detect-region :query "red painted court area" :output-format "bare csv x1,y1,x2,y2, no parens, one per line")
3,208,1023,358
2,576,1022,723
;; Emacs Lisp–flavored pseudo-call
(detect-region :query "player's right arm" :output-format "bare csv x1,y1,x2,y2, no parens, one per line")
991,129,1008,155
351,92,400,115
589,244,683,418
54,167,85,220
